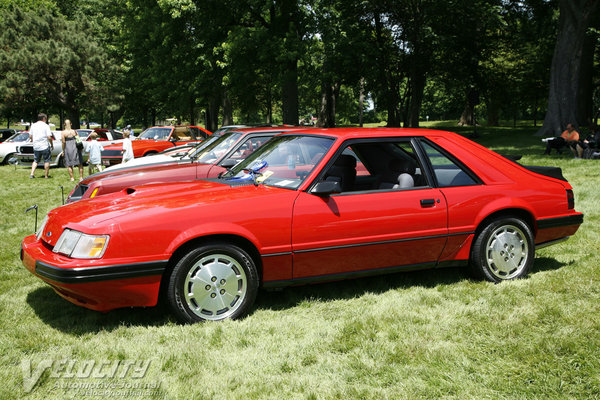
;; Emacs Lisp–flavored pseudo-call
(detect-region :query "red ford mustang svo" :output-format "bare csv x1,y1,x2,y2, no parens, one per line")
21,128,584,322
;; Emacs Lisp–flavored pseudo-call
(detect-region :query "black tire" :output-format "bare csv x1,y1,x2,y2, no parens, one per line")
469,217,534,282
3,153,14,165
167,242,259,323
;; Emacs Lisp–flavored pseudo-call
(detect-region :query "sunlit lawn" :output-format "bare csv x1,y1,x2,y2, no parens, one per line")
0,122,598,399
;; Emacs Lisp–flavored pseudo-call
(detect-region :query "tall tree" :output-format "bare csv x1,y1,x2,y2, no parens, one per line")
538,0,600,135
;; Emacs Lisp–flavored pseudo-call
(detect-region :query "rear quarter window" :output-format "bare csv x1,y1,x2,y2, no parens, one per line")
420,140,479,187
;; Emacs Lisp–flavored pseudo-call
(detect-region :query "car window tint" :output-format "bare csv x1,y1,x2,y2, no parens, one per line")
139,127,171,140
173,127,193,141
11,132,29,142
195,132,243,163
320,139,427,192
229,136,271,160
111,130,123,140
190,127,208,139
420,141,478,187
96,131,108,140
224,135,334,190
77,130,92,139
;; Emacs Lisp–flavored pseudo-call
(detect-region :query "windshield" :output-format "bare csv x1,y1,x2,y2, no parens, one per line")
223,135,334,190
185,135,221,158
8,132,29,142
193,132,243,163
77,129,92,139
138,127,172,140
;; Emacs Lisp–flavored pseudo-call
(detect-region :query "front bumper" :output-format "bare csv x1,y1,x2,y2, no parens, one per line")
21,235,166,312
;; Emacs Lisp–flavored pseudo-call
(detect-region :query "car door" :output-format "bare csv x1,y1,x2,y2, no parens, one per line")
291,138,449,280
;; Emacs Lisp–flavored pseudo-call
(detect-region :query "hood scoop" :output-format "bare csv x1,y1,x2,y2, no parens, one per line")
125,188,136,195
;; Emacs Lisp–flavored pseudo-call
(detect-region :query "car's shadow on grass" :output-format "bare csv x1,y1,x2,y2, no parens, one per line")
26,287,174,334
26,257,566,333
253,257,567,313
253,266,472,312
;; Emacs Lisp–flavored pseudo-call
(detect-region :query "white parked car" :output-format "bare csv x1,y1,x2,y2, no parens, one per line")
0,131,30,164
16,129,124,167
103,135,220,172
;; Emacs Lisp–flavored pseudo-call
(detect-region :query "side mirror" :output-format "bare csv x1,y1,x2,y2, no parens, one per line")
220,158,238,169
310,181,341,196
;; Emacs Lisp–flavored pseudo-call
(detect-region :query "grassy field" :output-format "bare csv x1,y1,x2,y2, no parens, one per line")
1,123,598,399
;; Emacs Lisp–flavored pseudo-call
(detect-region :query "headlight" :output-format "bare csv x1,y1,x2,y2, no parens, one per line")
36,215,49,241
53,229,109,259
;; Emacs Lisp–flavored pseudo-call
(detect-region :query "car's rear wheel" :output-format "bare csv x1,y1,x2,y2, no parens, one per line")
167,242,259,322
470,217,534,282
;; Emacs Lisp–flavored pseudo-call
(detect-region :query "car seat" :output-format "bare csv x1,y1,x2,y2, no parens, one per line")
380,158,415,189
324,154,357,192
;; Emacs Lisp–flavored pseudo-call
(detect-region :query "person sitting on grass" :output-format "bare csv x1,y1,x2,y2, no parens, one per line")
543,123,580,156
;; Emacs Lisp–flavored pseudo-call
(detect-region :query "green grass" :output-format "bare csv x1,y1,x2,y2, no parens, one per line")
1,124,599,399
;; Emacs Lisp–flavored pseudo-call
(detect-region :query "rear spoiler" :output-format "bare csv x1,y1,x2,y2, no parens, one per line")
521,165,567,181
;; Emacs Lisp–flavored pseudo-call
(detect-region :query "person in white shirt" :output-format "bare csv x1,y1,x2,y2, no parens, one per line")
121,130,134,163
29,113,54,178
86,132,104,174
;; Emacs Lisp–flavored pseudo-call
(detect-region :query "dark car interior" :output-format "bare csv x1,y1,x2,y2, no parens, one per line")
320,139,479,193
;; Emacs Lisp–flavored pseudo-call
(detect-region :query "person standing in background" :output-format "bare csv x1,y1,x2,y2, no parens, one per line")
61,119,84,181
29,113,53,179
121,130,134,163
86,132,104,174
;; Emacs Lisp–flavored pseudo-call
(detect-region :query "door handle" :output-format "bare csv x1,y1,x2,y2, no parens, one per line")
420,199,436,207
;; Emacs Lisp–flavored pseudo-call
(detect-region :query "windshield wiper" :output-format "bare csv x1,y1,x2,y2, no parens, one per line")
225,160,268,186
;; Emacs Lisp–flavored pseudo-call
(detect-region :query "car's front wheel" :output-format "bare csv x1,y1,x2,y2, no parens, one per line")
470,217,534,282
167,242,259,322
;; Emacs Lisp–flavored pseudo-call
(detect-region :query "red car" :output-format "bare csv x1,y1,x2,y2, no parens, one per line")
21,128,583,323
67,127,302,202
100,125,212,166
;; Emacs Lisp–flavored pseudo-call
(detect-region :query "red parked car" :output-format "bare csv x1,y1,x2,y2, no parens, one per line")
67,127,303,202
21,128,583,323
100,125,212,166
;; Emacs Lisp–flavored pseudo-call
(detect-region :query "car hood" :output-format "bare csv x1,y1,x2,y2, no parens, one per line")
47,179,288,236
104,155,180,171
82,159,202,184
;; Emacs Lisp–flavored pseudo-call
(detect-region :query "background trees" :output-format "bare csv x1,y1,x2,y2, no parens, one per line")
0,0,598,133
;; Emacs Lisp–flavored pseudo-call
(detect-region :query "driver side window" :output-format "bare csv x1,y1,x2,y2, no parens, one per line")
320,140,426,193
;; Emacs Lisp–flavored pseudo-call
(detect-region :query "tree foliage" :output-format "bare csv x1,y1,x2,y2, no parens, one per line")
0,0,598,132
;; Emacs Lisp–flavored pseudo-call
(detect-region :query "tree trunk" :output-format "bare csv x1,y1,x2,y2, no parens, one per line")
577,14,598,127
486,99,500,126
458,104,473,126
358,78,365,127
189,97,195,126
222,91,233,126
265,85,272,124
206,97,220,132
408,72,426,128
282,59,299,125
317,81,340,128
537,0,600,136
68,108,80,129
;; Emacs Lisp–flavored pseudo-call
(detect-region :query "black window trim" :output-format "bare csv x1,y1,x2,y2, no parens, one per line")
305,136,433,195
